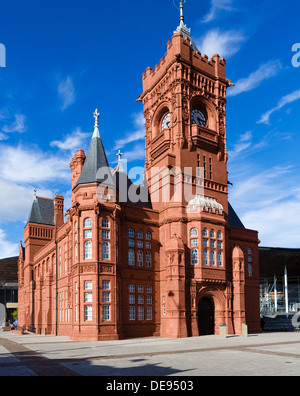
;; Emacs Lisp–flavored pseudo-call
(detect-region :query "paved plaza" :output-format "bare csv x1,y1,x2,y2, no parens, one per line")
0,331,299,376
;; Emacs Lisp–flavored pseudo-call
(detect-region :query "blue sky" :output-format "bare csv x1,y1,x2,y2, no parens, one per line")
0,0,300,258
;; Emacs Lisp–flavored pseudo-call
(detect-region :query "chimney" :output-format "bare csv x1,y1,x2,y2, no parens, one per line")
69,149,86,190
54,194,64,228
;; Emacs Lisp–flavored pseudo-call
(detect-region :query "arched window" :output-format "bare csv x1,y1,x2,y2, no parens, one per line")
146,252,152,267
217,231,222,240
128,228,135,238
218,251,222,267
128,249,135,266
137,250,143,266
84,218,92,228
203,228,208,237
203,249,208,265
210,229,215,238
191,249,198,265
102,218,109,228
211,250,216,266
145,232,152,240
102,242,110,260
85,241,92,259
190,228,198,237
137,230,143,239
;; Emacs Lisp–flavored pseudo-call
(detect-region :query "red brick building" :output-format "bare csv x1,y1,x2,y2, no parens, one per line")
18,8,261,341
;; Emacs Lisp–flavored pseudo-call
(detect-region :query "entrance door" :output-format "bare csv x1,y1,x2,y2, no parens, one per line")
198,297,215,335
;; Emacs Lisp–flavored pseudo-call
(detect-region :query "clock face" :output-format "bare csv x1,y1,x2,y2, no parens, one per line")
161,113,171,130
192,109,206,127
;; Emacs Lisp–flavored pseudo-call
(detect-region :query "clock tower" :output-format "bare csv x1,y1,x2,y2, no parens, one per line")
137,1,253,338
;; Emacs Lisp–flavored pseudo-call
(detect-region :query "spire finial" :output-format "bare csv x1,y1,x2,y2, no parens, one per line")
179,0,186,26
33,189,37,199
93,108,100,138
117,150,123,163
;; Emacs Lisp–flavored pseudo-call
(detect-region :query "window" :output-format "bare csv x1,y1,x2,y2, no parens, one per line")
146,286,152,294
146,295,152,305
102,306,110,321
84,218,92,228
191,239,198,247
217,231,222,240
85,281,92,290
203,228,208,237
203,239,208,247
218,251,223,267
84,229,92,239
210,229,215,238
129,295,135,304
146,306,153,320
211,250,216,266
248,263,253,277
137,240,143,248
217,241,222,249
128,239,135,247
84,241,92,259
102,281,110,290
138,285,144,293
102,230,110,240
128,284,135,293
75,244,78,262
128,228,135,238
145,232,152,240
128,249,135,266
146,252,152,267
146,242,151,249
129,306,135,321
84,292,93,303
85,305,92,321
137,250,143,266
138,306,144,320
102,218,109,228
248,248,252,255
137,230,143,239
190,228,198,237
191,249,198,265
210,240,215,248
102,242,110,260
203,249,208,265
138,295,144,304
102,292,110,303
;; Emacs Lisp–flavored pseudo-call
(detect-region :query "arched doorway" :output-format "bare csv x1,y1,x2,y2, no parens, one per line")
198,297,215,335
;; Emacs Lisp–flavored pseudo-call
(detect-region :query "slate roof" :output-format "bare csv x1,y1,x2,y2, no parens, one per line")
27,197,55,226
75,134,112,188
228,203,245,229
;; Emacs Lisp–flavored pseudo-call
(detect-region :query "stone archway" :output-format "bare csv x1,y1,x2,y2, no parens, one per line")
198,297,215,336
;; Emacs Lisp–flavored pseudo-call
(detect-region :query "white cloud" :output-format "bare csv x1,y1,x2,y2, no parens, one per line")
229,163,300,248
0,144,70,184
228,60,282,97
58,76,76,111
2,113,27,133
196,28,246,59
0,227,19,259
50,127,90,151
122,143,145,163
202,0,235,23
114,113,145,149
258,89,300,125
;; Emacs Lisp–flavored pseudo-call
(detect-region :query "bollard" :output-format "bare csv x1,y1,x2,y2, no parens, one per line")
242,323,248,337
219,323,227,338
